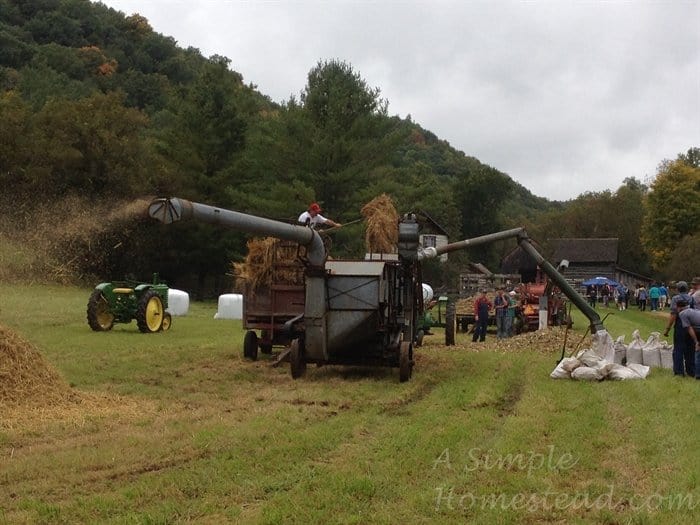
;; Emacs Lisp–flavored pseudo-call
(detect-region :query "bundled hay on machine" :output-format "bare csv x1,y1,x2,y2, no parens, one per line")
232,237,304,293
361,193,399,254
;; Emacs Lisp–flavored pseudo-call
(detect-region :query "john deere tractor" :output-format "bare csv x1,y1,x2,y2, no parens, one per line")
87,275,171,333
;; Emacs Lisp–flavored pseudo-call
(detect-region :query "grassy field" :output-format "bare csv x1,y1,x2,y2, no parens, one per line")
0,283,698,524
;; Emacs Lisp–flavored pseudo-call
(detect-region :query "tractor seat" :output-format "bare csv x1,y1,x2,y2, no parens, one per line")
112,288,134,294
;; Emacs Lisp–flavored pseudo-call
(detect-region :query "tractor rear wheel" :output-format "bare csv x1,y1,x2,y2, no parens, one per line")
136,290,164,333
243,330,258,361
160,312,172,331
87,289,114,331
399,341,413,382
289,338,306,379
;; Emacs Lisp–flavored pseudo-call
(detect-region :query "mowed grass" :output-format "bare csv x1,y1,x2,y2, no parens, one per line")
0,283,698,524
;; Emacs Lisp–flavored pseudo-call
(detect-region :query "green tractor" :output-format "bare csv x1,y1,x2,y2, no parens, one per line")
87,275,171,333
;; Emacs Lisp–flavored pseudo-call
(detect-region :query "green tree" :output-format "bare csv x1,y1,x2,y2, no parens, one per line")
0,91,31,195
612,177,651,275
301,59,386,132
29,91,155,196
641,154,700,269
664,233,700,280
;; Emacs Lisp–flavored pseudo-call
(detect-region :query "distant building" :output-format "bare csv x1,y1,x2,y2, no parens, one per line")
549,238,652,289
500,237,652,289
549,238,619,282
418,210,449,263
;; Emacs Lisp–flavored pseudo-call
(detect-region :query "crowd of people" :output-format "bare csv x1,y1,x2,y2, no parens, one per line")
584,281,683,312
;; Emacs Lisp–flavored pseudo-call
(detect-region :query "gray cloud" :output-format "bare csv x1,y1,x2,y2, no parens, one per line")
101,0,699,200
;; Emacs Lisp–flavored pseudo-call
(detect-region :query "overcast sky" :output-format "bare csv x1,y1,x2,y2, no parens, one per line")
100,0,699,201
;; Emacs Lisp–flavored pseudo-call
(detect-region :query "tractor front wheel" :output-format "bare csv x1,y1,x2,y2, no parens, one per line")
136,290,164,333
87,289,114,331
160,312,172,331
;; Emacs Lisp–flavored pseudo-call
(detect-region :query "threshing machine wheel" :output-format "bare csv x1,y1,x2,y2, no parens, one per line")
87,289,115,331
445,302,456,346
160,312,172,331
259,329,273,354
415,329,425,347
289,338,306,379
243,330,259,361
136,289,164,333
399,341,413,382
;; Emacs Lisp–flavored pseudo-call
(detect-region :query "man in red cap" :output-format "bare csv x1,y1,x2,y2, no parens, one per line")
298,202,341,228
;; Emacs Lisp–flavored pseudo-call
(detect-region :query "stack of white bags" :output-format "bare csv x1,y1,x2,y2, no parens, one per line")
551,329,673,381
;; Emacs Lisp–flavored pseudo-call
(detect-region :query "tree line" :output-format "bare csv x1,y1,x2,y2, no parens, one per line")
0,0,697,295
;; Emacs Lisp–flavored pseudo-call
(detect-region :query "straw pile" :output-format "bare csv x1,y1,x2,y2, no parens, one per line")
232,238,304,292
361,194,399,253
0,323,74,407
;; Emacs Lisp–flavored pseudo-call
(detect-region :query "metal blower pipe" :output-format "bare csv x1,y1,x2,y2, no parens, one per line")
420,227,526,259
419,226,604,334
148,197,327,266
515,232,604,334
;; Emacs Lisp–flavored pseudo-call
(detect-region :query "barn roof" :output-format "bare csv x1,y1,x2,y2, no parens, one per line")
417,210,449,236
500,241,543,273
550,238,619,264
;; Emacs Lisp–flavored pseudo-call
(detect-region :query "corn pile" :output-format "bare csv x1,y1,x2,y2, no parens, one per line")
461,326,590,355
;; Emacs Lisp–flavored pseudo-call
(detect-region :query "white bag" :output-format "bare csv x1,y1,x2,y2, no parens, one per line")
660,347,674,369
607,364,645,380
571,366,603,381
626,330,644,365
577,349,606,369
550,357,580,379
562,357,582,373
641,332,662,368
590,330,616,364
626,363,651,379
613,335,627,365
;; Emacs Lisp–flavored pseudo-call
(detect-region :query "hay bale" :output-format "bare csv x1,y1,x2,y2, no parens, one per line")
361,194,399,253
0,324,73,407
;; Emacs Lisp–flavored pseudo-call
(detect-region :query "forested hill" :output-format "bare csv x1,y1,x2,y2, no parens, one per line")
10,0,695,294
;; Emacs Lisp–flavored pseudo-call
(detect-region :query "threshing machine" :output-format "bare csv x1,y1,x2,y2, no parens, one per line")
148,197,424,382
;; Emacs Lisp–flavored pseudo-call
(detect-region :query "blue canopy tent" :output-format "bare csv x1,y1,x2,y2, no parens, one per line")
582,276,620,287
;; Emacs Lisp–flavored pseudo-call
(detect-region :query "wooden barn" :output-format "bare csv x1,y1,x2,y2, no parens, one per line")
549,238,619,282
